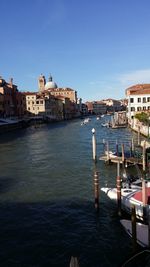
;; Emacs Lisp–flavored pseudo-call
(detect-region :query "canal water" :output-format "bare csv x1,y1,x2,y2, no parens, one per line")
0,116,142,266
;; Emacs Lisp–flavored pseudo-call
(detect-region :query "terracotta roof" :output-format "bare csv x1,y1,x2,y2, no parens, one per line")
129,88,150,95
126,84,150,95
127,84,150,91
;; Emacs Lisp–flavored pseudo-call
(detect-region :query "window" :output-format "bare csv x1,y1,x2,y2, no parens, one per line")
130,98,134,103
40,100,43,104
137,98,141,103
143,106,146,110
36,101,39,104
137,107,142,111
147,97,150,102
131,107,135,111
143,97,146,103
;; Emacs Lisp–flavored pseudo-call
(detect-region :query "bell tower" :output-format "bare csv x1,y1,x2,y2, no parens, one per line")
38,74,46,92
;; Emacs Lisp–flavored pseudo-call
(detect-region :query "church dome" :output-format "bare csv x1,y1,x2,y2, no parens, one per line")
45,74,57,90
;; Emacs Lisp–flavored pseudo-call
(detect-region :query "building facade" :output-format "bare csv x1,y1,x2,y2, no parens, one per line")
126,84,150,120
0,76,25,117
85,101,107,114
38,74,77,103
0,74,80,120
24,91,64,121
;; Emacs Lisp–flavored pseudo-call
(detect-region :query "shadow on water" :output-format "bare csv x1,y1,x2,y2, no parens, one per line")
0,199,132,267
0,176,16,193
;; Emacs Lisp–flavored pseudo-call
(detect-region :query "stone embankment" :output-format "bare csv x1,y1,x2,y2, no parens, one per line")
129,118,149,137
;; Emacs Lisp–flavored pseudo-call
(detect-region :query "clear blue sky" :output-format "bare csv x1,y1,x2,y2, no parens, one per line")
1,0,150,102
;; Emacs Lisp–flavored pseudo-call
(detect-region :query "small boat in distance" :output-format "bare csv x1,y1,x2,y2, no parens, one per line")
81,117,91,125
104,150,117,158
101,122,110,127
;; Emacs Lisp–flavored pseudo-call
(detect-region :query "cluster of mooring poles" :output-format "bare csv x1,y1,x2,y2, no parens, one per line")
69,128,150,265
91,128,150,254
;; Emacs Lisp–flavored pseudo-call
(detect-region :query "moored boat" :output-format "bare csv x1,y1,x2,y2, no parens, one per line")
120,219,149,247
101,186,150,221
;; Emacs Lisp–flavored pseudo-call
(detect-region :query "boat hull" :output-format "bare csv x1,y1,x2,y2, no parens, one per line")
101,187,150,221
120,219,148,247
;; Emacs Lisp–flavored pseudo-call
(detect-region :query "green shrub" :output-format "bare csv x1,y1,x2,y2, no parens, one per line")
134,112,149,125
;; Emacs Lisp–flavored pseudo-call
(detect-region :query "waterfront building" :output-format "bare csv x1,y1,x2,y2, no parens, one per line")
85,101,107,114
0,73,80,120
101,98,125,112
80,103,88,116
0,93,4,116
0,76,25,117
126,84,150,120
37,73,80,119
38,74,77,103
24,91,64,121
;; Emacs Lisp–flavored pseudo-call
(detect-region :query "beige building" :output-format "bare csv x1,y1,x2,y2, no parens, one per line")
24,91,64,121
38,74,77,103
102,98,121,107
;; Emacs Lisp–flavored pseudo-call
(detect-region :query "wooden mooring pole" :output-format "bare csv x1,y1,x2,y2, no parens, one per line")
106,141,110,162
138,126,140,146
148,209,150,248
121,144,125,164
92,128,97,162
116,140,119,156
142,178,148,221
142,140,146,172
94,171,99,211
116,161,121,216
131,205,137,252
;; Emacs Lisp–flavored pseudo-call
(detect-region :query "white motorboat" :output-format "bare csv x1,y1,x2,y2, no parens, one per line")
104,150,117,158
120,219,149,247
101,122,109,127
101,186,150,221
81,118,91,125
122,177,150,189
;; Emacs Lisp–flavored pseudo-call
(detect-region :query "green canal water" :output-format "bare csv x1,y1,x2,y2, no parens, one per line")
0,116,143,266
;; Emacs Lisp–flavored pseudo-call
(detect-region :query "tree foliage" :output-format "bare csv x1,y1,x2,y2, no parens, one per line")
134,112,149,125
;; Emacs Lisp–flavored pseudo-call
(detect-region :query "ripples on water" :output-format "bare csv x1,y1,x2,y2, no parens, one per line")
0,117,142,266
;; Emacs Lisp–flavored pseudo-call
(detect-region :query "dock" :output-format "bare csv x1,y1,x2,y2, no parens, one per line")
99,155,143,165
